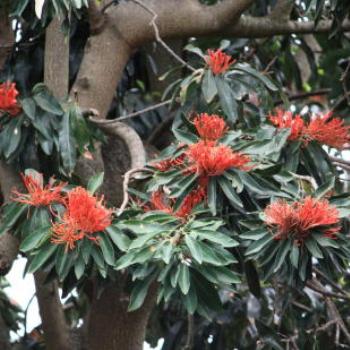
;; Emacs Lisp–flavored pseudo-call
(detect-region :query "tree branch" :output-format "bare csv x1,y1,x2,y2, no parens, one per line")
34,272,72,350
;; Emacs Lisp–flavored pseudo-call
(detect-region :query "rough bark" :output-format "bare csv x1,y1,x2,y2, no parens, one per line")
33,16,72,350
87,282,157,350
0,7,13,69
44,17,69,98
34,272,72,350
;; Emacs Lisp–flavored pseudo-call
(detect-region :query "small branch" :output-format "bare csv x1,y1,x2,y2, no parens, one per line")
89,99,172,125
273,88,331,106
34,272,72,350
117,167,150,215
131,0,196,72
306,319,337,334
306,280,350,301
313,267,350,297
184,313,195,350
88,0,106,35
329,156,350,171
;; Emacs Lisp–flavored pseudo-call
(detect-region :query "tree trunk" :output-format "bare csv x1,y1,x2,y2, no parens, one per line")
87,282,157,350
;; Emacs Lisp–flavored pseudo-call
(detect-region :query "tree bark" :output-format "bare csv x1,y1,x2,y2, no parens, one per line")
87,282,157,350
0,7,13,69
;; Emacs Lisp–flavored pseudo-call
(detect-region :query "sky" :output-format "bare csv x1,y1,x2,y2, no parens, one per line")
5,257,163,350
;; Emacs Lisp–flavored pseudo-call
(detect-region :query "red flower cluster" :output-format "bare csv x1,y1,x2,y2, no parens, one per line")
0,82,21,116
187,141,251,176
51,187,112,250
153,154,185,172
264,196,340,241
269,109,350,149
12,174,66,207
193,113,227,141
205,49,235,75
148,177,208,219
305,112,350,149
268,109,304,141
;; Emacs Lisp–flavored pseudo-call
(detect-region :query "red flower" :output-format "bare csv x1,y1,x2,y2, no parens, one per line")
304,112,350,149
205,49,235,75
186,141,251,176
264,196,340,241
193,113,228,141
148,177,208,219
51,187,112,250
268,109,305,141
153,154,185,172
12,173,66,207
0,82,21,116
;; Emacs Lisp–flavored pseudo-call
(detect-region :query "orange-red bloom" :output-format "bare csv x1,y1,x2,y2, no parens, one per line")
264,196,340,241
268,109,305,141
187,141,251,176
51,187,112,250
193,113,228,141
148,177,208,219
304,112,350,149
0,82,21,116
205,49,235,75
12,173,66,207
153,154,185,172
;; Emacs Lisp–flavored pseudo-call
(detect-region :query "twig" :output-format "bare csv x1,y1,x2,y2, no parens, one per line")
306,319,337,334
329,156,350,167
341,60,350,82
89,99,172,126
262,56,278,74
184,313,194,350
117,167,150,216
306,280,350,300
273,88,331,106
101,0,118,13
131,0,196,72
313,267,350,297
23,293,36,338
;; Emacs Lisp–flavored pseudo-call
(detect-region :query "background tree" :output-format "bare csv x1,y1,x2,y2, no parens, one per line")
1,0,350,349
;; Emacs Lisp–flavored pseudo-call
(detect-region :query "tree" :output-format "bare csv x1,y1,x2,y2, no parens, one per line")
1,0,350,349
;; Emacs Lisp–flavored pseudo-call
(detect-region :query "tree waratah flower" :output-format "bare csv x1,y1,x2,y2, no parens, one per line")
205,49,235,75
264,196,340,241
12,173,66,207
153,154,185,172
186,141,251,176
268,109,305,141
147,177,208,219
51,187,112,250
304,112,350,149
0,82,21,116
193,113,228,141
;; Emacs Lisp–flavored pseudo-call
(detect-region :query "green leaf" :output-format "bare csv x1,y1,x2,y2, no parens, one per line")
290,245,299,268
27,244,57,274
170,173,198,198
21,98,36,120
208,178,217,216
202,69,217,103
178,264,190,295
106,226,131,252
33,84,63,115
234,64,278,91
305,238,324,258
87,172,104,194
218,177,243,208
196,230,238,248
245,235,273,256
129,232,158,250
99,234,115,266
183,285,198,314
74,255,86,280
20,226,50,253
215,77,238,122
240,228,269,240
119,221,166,235
185,235,203,264
172,128,198,144
314,177,335,199
128,278,154,312
59,110,77,175
0,204,28,235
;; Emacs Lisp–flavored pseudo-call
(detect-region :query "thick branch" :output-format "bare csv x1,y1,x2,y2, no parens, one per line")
34,272,72,350
228,17,350,38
